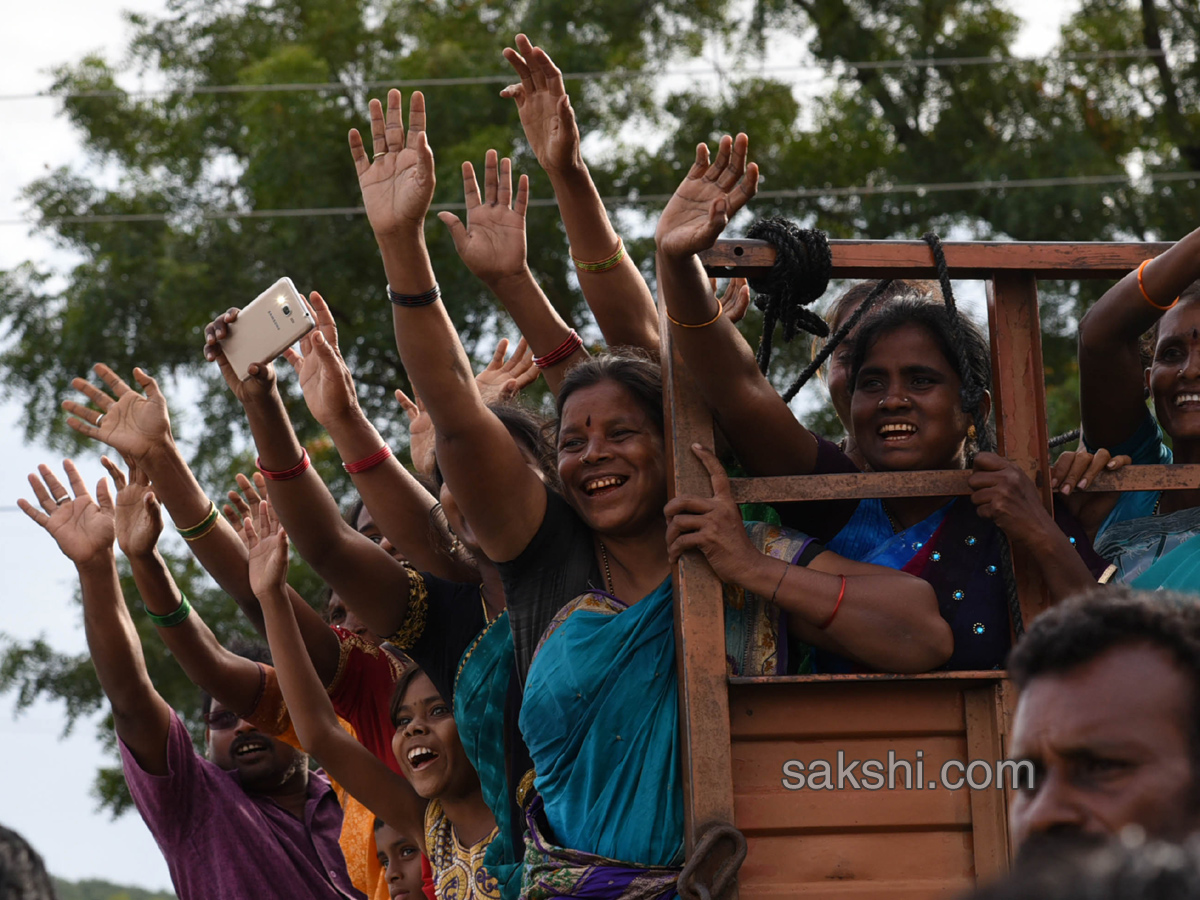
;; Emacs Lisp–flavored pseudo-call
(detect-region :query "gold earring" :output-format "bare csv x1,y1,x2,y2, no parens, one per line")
967,424,977,441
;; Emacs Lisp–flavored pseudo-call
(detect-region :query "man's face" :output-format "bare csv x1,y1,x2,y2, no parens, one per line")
205,702,305,792
1010,643,1199,848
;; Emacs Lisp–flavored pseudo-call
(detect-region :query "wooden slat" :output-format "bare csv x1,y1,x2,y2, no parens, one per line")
733,736,972,832
737,880,969,899
741,832,973,896
661,309,739,873
727,464,1200,503
729,681,970,739
701,239,1174,279
988,272,1053,626
964,686,1011,881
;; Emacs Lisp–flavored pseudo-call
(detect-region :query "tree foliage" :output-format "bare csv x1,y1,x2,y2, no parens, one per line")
2,0,1198,814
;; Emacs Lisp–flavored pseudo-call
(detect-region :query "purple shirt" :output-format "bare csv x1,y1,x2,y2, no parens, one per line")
120,712,364,900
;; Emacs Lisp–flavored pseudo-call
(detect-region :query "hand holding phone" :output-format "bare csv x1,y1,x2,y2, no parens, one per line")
218,278,316,381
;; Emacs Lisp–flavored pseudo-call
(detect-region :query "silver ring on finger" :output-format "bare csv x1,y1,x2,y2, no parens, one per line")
53,495,70,506
95,413,105,428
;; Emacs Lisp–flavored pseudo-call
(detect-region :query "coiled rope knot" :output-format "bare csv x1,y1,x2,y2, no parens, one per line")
677,823,748,900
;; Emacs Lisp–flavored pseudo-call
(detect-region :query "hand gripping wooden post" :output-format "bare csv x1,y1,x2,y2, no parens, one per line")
654,237,1200,899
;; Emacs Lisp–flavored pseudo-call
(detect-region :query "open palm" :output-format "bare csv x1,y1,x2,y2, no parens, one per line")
63,364,172,463
350,90,435,236
656,134,759,259
19,461,116,565
438,151,529,285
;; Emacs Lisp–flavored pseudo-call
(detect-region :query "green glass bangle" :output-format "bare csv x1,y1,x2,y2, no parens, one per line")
178,502,220,542
146,595,192,628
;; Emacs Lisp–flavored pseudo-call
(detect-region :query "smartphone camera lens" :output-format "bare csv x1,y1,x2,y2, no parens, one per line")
282,305,292,316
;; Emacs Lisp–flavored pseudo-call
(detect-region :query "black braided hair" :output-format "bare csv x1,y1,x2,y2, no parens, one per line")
787,278,893,402
745,217,832,374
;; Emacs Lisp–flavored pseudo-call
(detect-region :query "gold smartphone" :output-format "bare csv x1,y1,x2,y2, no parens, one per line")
221,277,316,381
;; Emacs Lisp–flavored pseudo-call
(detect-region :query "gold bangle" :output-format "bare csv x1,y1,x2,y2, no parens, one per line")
177,501,220,541
572,239,625,273
1137,258,1179,311
666,305,724,329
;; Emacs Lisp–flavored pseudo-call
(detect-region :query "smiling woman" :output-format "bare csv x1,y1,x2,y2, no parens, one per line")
1078,224,1200,591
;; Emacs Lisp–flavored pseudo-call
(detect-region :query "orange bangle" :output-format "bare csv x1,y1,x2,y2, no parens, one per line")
666,305,723,329
818,575,846,630
1137,258,1179,311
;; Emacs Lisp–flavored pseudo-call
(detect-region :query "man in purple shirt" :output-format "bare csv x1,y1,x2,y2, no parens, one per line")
19,459,362,900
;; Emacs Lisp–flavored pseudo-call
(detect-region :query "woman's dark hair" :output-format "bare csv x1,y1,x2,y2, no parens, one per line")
1141,280,1200,367
431,402,556,491
553,350,664,440
823,279,943,336
848,298,994,455
389,664,431,729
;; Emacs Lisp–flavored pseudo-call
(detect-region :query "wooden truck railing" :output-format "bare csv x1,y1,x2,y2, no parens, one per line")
664,240,1200,899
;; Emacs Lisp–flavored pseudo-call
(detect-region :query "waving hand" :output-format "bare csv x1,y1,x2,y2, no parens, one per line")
349,90,436,237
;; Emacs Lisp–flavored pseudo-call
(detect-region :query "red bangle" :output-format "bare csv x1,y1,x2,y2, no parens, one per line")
343,444,392,474
258,449,311,481
534,330,583,369
818,575,846,630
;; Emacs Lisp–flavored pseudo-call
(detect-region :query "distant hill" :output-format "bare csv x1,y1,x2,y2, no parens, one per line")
52,878,176,900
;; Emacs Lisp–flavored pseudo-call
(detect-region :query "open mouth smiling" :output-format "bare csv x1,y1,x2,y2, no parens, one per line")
583,475,627,496
879,423,918,441
406,746,440,771
1174,393,1200,407
231,736,271,760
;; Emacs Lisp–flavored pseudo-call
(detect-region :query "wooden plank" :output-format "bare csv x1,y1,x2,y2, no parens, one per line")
732,671,1008,685
701,239,1174,279
963,686,1011,882
729,681,970,739
727,464,1200,504
988,272,1053,626
660,306,739,871
734,880,969,899
732,736,972,832
740,832,973,889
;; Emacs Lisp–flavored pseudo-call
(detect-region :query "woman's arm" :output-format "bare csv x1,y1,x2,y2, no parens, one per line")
501,35,659,354
202,316,427,649
243,499,429,852
349,90,546,564
969,452,1098,601
1078,226,1200,449
18,461,175,775
104,456,266,717
665,445,952,672
438,152,587,394
655,136,822,476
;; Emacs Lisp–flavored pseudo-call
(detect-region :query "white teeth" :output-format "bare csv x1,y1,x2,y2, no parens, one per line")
1176,394,1200,406
880,423,917,435
407,747,437,765
585,476,626,493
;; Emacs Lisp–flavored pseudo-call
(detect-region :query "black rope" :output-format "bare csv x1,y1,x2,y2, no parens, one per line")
746,217,832,375
1048,428,1081,449
784,277,894,402
921,232,1023,640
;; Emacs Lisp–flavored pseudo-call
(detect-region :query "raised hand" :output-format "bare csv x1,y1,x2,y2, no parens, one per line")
663,443,761,584
349,90,436,238
202,306,278,404
101,456,164,558
475,337,538,405
222,471,267,539
438,151,530,286
395,388,436,478
280,292,360,428
240,499,291,601
64,364,172,463
715,277,751,325
655,134,759,259
968,452,1056,545
500,35,582,175
19,460,116,566
1049,446,1131,495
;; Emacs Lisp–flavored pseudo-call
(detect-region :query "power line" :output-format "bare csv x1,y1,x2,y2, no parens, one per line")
0,48,1166,103
1,170,1195,227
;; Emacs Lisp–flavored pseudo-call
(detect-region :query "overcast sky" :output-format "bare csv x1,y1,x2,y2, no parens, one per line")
0,0,1078,891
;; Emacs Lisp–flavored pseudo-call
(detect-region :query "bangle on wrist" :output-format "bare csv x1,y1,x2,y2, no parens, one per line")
177,502,220,542
343,444,392,474
387,283,441,307
258,449,311,482
146,594,192,628
1137,258,1179,311
769,561,789,604
571,238,625,273
818,575,847,630
666,305,724,329
534,330,584,369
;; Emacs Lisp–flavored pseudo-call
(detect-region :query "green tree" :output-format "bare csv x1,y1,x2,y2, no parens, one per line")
3,0,1198,814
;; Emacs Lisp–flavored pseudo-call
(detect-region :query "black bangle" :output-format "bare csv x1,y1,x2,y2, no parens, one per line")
388,283,441,307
